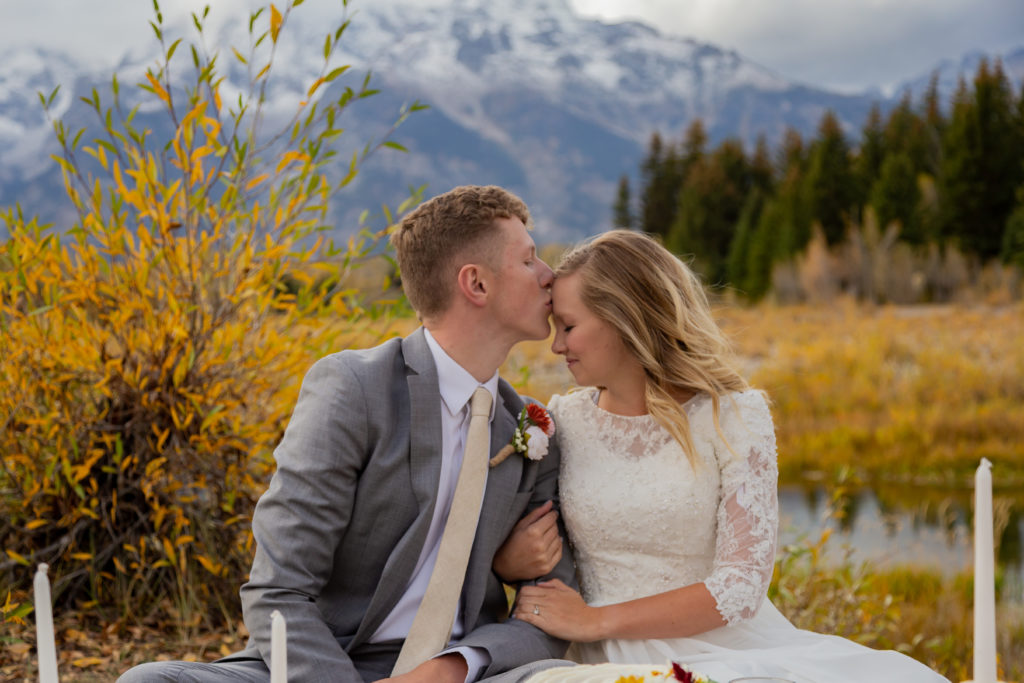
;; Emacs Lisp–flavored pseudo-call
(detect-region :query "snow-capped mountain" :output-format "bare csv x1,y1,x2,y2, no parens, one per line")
0,0,1019,239
321,0,880,238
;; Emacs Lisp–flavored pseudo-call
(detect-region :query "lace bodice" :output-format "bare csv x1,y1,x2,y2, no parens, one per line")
549,388,779,625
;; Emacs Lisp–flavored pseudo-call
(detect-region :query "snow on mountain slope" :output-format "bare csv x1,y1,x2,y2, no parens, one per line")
0,0,1017,238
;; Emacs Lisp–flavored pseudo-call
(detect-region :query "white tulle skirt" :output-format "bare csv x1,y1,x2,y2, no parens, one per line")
569,601,949,683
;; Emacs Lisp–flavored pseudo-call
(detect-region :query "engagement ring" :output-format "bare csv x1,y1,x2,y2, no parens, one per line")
533,605,541,615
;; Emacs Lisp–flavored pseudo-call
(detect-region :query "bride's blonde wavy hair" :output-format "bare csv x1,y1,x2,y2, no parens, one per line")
555,229,750,467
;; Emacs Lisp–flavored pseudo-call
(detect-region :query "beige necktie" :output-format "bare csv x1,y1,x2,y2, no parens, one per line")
392,386,493,676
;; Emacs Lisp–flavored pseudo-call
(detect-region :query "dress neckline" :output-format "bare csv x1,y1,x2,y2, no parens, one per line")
583,387,703,419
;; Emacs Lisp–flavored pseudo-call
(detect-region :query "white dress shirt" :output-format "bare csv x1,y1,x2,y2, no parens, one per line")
371,328,496,680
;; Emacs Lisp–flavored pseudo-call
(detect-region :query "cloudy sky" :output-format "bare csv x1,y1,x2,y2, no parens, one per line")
1,0,1021,93
572,0,1024,92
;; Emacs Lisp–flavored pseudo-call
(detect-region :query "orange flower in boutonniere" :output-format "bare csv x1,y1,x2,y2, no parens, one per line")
489,404,555,467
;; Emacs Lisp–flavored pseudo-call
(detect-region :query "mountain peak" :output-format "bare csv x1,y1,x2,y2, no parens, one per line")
2,0,1019,239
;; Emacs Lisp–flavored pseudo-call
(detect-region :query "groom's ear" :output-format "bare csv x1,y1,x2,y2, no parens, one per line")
456,262,490,308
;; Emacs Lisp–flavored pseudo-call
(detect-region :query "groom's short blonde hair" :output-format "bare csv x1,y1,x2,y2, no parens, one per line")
390,185,531,319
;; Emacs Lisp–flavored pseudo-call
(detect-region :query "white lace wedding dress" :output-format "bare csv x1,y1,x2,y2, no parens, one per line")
547,388,948,683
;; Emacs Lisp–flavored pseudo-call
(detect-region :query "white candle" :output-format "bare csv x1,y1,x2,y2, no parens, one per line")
270,610,287,683
973,458,997,683
33,563,59,683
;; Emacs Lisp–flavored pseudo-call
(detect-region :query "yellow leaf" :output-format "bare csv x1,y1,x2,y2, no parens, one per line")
72,657,104,668
162,537,177,564
5,550,29,566
71,552,93,561
275,150,309,174
145,72,170,105
270,4,282,43
181,99,208,129
26,519,48,530
196,555,223,575
246,174,269,191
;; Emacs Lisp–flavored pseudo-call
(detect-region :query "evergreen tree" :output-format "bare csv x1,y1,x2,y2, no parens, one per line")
771,129,812,256
682,119,708,171
871,152,923,243
855,104,886,211
667,138,749,283
726,188,768,295
613,175,633,229
922,72,946,176
640,132,683,239
801,110,856,245
939,60,1024,258
1001,81,1024,267
744,197,788,300
1003,181,1024,269
884,91,930,174
777,127,805,178
750,135,776,195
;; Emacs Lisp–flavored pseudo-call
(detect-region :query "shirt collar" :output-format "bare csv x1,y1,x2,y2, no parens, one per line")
423,328,498,421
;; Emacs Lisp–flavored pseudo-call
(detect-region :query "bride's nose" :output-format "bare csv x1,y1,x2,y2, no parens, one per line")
551,330,567,355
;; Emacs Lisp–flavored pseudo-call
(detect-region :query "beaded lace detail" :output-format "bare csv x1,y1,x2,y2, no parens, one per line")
549,388,778,625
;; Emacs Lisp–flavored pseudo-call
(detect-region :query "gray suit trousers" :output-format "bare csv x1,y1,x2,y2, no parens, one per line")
118,640,401,682
117,654,574,682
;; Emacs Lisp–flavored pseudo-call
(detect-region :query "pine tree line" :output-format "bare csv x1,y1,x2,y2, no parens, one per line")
615,58,1024,301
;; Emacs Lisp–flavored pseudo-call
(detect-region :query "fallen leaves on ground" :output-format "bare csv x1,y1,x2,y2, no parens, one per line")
0,611,246,682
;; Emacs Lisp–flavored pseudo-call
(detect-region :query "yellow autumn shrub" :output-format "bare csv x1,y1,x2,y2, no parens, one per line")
0,0,420,630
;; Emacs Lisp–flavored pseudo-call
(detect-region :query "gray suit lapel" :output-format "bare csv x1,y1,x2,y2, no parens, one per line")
351,329,443,648
404,331,445,512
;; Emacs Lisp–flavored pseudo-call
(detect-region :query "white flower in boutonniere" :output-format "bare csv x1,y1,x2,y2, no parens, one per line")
489,404,556,467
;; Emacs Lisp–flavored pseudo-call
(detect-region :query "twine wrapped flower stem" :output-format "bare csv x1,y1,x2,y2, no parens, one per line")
489,404,555,467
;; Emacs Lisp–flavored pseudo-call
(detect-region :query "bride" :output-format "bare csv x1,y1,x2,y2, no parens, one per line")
493,230,948,683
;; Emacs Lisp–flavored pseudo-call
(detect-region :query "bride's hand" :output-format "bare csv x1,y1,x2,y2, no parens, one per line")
493,500,563,582
513,579,604,642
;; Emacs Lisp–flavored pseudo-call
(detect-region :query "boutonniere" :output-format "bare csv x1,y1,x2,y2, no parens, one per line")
489,404,555,467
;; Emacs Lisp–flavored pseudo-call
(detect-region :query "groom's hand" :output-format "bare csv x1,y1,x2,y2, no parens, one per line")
493,500,563,582
376,653,468,683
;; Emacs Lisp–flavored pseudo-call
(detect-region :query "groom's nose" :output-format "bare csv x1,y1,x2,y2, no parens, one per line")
537,259,554,288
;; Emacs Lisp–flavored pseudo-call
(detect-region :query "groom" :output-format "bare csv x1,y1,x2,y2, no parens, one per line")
118,185,575,682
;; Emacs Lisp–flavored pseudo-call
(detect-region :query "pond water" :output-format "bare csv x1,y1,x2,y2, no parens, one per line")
777,484,1024,603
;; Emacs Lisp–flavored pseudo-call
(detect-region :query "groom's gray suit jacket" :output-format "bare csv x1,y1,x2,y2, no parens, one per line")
226,328,575,681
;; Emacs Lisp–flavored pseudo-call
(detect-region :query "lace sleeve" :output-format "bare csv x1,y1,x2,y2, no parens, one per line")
703,390,779,625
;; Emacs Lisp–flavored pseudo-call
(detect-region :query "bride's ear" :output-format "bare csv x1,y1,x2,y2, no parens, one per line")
456,263,489,308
